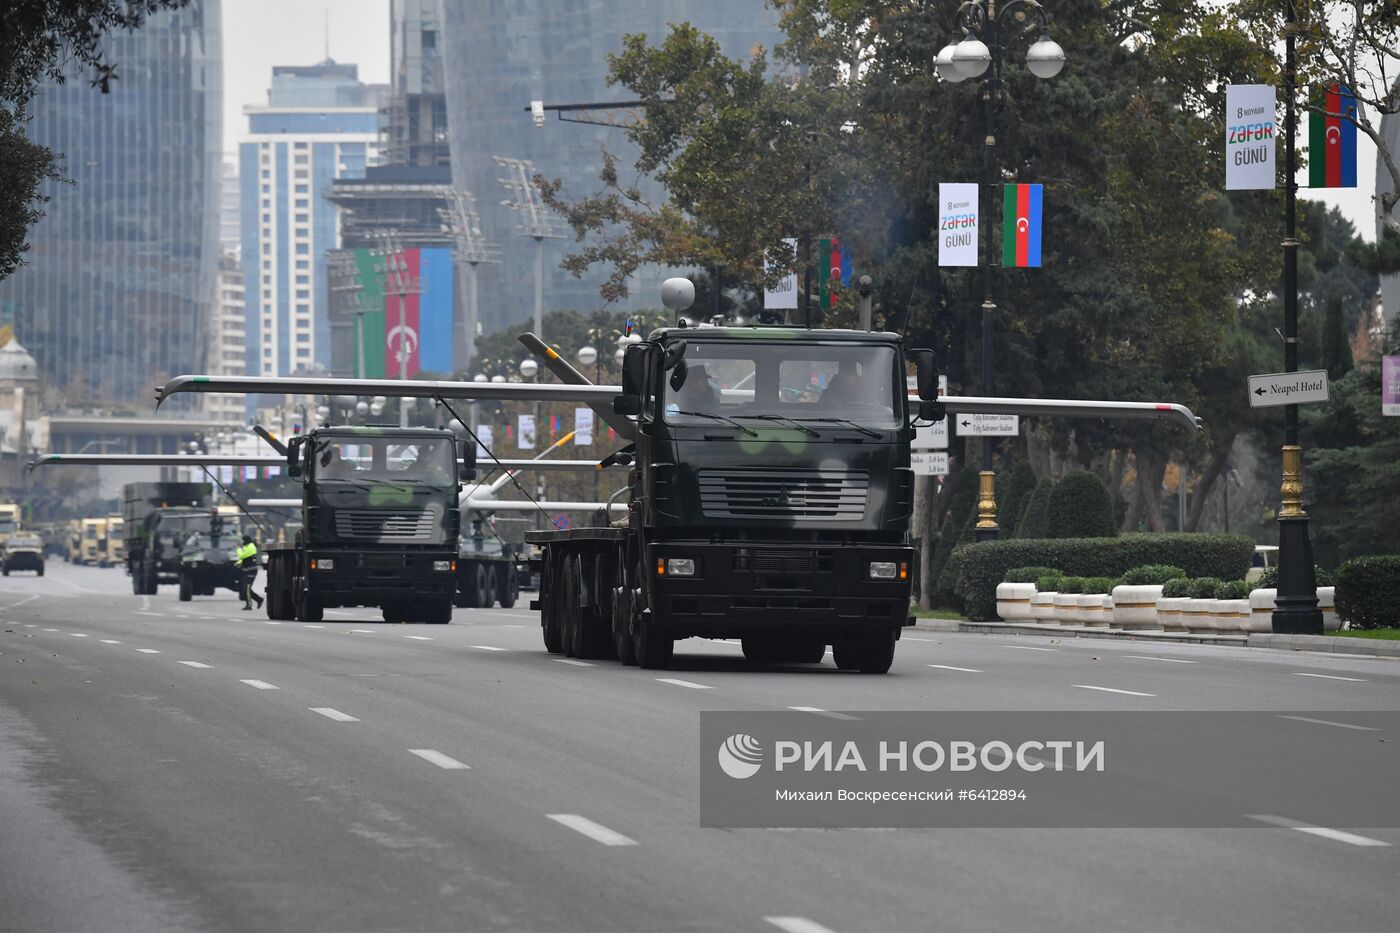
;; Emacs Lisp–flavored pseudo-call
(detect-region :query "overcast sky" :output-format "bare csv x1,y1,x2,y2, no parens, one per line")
221,0,389,152
218,0,1381,241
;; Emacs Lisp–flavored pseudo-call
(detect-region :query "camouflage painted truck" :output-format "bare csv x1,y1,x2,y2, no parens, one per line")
123,483,215,594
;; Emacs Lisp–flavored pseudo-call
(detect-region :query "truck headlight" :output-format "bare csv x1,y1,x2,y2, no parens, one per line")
434,560,456,572
868,561,898,580
665,558,696,576
312,558,335,571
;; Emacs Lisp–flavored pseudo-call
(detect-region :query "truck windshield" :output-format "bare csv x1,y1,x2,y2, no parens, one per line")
661,342,900,430
9,536,41,548
313,435,456,486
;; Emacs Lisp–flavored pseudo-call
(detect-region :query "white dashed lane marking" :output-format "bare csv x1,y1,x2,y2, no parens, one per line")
69,633,88,638
239,679,278,690
1003,644,1057,652
555,659,593,667
1246,814,1390,847
546,814,637,847
349,629,376,634
655,678,712,690
404,635,433,641
1125,655,1198,664
788,707,859,721
135,648,161,654
178,661,212,669
99,639,121,644
1292,672,1366,682
765,917,842,933
1073,684,1155,697
928,664,982,673
470,645,508,652
407,748,470,770
310,707,359,722
1277,715,1379,732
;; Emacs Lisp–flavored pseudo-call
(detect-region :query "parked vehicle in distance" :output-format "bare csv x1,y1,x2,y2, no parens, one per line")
1247,545,1279,584
2,533,46,576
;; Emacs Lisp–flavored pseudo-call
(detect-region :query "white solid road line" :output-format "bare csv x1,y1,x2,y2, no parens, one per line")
928,664,982,673
404,635,433,641
1003,644,1057,652
0,595,41,610
310,707,359,722
555,659,594,667
1073,684,1155,697
178,661,212,669
765,917,842,933
1277,715,1380,732
470,645,508,652
788,707,860,721
70,633,88,638
407,748,470,770
546,814,638,847
99,639,121,644
239,679,279,690
349,629,376,634
656,677,712,690
1125,655,1198,664
1292,672,1367,682
135,648,161,654
1246,814,1390,847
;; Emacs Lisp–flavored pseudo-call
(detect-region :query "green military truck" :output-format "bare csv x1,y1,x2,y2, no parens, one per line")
123,483,215,595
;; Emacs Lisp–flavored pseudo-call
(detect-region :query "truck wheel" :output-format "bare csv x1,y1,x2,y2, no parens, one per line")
561,558,581,658
634,615,673,670
178,573,192,601
298,590,324,624
483,565,498,609
37,565,44,577
475,565,493,609
788,638,827,664
612,584,637,666
832,631,897,674
497,566,518,609
541,554,563,654
2,567,8,577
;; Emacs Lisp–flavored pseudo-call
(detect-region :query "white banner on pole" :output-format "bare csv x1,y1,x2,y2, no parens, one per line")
1225,84,1276,190
243,465,257,482
474,425,492,456
764,237,799,310
575,408,594,445
219,465,234,485
518,414,535,450
938,183,980,267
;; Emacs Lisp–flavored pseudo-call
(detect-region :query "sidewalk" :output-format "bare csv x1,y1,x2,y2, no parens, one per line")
910,617,1400,658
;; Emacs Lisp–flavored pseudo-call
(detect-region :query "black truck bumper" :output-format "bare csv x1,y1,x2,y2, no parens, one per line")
646,540,914,639
4,554,44,572
304,549,457,607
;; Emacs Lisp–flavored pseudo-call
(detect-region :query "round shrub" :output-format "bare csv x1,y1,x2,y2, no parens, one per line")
1334,555,1400,630
1044,470,1117,539
1004,566,1060,584
1082,577,1117,595
1119,564,1188,586
1161,578,1194,598
1215,580,1249,600
1057,576,1085,595
1014,477,1054,539
1186,577,1222,599
1035,574,1065,592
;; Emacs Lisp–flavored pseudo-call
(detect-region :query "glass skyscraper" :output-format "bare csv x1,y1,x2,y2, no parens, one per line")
438,0,782,335
0,1,223,408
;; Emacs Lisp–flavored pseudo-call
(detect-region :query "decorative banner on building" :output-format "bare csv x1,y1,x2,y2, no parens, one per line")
818,238,852,309
575,408,594,445
517,414,535,449
349,247,456,378
764,237,799,310
474,425,492,456
1002,184,1044,268
1225,84,1277,190
938,183,979,267
1383,356,1400,416
1309,83,1357,188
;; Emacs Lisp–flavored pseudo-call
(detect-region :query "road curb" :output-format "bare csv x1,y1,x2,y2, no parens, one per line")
1246,632,1400,658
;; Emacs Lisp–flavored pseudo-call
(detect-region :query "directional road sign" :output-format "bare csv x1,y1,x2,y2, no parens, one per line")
911,452,950,476
954,413,1020,437
912,422,948,450
1247,370,1329,409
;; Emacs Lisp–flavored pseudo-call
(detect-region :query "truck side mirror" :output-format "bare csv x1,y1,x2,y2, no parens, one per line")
460,440,477,482
621,344,645,397
918,399,946,423
662,339,687,371
908,348,940,401
286,436,304,479
613,394,641,416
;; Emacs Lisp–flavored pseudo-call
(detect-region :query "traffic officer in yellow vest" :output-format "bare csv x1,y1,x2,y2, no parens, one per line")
236,534,264,610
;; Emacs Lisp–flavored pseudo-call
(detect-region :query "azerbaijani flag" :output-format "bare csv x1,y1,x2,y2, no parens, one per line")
818,237,852,309
1309,83,1357,188
1002,184,1044,268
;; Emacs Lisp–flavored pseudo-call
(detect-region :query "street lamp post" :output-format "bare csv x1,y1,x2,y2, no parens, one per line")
368,230,422,427
937,1,1065,542
494,156,566,344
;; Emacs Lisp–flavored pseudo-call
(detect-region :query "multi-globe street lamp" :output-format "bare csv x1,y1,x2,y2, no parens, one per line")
936,1,1064,541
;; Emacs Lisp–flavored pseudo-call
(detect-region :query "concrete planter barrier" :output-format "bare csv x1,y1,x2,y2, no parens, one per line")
1077,593,1111,627
1053,592,1081,624
1031,591,1058,623
1156,596,1190,632
1112,584,1164,630
996,582,1037,621
1183,598,1216,632
1247,587,1340,632
1319,586,1340,632
1216,598,1251,632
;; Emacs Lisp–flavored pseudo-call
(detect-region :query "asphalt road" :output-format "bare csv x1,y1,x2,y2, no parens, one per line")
2,562,1397,933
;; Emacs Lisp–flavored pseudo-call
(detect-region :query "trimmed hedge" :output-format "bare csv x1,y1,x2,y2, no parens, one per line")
1334,555,1400,630
1057,576,1086,594
1014,478,1054,539
1186,578,1222,599
951,533,1254,621
1036,573,1065,591
1119,564,1188,586
925,469,979,601
1216,580,1250,600
1162,578,1193,598
1005,566,1059,584
1083,577,1117,595
999,464,1037,538
1045,470,1117,539
1257,565,1334,589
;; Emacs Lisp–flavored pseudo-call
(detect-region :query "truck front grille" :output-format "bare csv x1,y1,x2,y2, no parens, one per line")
698,469,869,521
333,508,437,542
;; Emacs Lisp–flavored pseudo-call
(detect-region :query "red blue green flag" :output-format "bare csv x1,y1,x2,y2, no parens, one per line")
1002,184,1043,268
818,238,852,309
1309,83,1357,188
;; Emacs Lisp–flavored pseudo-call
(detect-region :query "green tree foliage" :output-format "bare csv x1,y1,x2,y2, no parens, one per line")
998,463,1037,538
0,107,63,280
1014,477,1054,539
1320,295,1353,381
1046,470,1117,539
925,468,978,596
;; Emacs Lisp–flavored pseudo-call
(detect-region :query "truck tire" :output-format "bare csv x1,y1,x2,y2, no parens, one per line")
178,573,192,601
832,631,896,674
476,565,493,609
541,553,563,654
497,565,518,609
37,565,44,577
789,638,827,664
561,558,581,658
634,614,673,670
612,583,637,666
422,599,453,624
483,565,498,609
297,589,324,624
